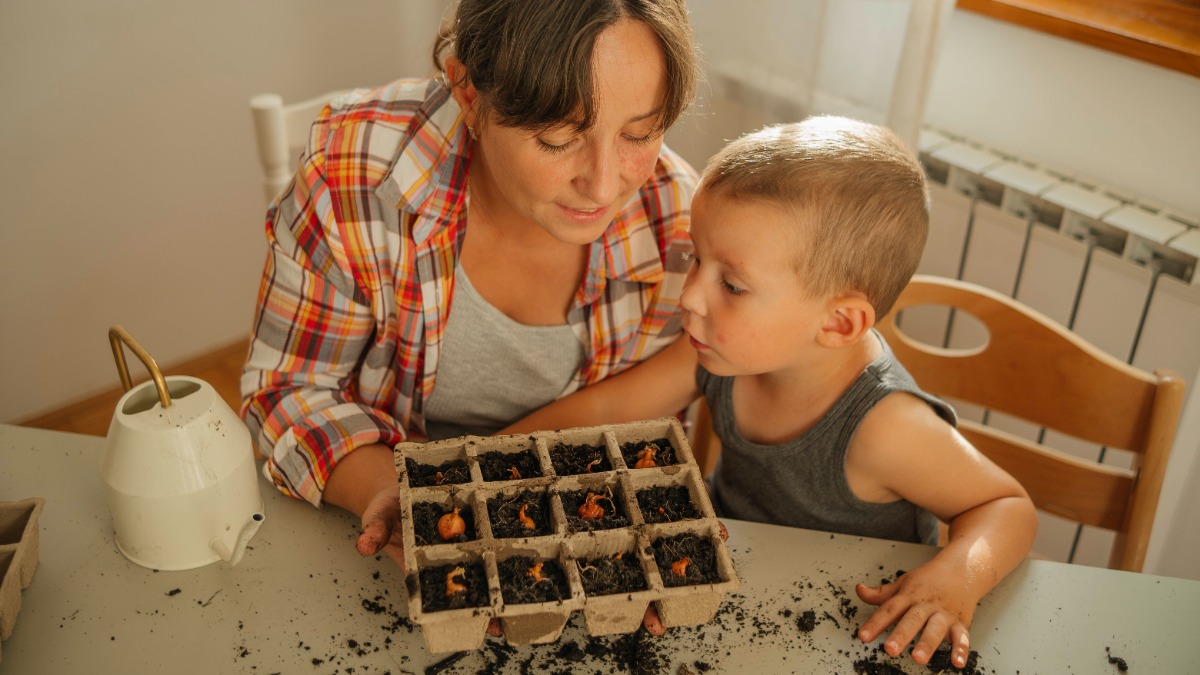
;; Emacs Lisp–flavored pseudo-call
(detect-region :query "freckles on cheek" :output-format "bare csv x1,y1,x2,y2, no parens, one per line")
623,147,660,182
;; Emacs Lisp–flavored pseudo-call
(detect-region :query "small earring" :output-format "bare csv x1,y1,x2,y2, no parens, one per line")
468,126,477,141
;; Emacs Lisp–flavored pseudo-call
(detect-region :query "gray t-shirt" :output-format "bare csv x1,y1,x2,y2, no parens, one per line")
701,331,955,545
423,266,584,440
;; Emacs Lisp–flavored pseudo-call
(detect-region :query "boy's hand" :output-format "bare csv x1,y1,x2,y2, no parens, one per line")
854,561,974,668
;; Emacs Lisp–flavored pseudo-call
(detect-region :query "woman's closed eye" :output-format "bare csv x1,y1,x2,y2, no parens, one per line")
536,137,576,155
622,131,659,146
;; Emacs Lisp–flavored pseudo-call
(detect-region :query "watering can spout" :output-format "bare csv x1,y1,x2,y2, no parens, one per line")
211,512,266,566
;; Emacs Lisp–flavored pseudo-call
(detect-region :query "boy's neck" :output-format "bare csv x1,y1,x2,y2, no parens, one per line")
733,331,882,446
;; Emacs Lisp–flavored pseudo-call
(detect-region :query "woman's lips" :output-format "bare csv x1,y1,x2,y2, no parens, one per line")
688,335,710,351
558,204,608,223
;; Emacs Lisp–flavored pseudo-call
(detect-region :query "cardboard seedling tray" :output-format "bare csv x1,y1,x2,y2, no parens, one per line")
394,418,739,654
1,497,45,661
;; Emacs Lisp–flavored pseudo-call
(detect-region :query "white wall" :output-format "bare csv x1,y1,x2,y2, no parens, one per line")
0,0,450,422
926,11,1200,219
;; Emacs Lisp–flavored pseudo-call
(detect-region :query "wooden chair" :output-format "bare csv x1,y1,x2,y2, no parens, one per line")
875,274,1185,572
249,90,355,204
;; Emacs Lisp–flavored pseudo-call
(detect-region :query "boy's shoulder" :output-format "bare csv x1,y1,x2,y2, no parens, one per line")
848,390,961,483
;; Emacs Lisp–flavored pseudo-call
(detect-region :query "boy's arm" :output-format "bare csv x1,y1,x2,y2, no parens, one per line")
846,393,1038,669
500,334,701,435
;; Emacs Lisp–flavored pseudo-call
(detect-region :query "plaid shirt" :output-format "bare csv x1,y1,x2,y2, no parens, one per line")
242,79,697,505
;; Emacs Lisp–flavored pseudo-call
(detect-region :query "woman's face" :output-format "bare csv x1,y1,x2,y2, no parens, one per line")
469,18,670,246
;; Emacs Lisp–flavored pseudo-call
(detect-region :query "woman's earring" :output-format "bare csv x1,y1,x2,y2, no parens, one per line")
468,126,477,141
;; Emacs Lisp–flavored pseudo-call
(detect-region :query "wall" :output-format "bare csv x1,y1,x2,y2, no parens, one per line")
0,0,450,423
925,11,1200,219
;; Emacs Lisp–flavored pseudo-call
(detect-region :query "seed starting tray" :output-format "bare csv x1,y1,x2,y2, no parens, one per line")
394,418,740,654
1,497,44,659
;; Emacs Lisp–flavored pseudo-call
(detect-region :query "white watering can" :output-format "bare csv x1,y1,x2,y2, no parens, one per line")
101,326,265,571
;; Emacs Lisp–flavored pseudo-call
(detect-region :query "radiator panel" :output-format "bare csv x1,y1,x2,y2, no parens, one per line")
916,128,1200,569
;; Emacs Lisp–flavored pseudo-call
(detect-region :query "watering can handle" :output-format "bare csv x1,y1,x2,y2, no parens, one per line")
108,325,172,408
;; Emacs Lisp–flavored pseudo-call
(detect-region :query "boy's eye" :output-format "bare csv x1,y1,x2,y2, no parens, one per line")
721,278,746,296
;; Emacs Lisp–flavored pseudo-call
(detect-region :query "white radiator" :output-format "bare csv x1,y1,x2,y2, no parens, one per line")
907,128,1200,568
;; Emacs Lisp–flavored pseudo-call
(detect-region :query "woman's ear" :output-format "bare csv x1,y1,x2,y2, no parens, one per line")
443,56,481,129
817,295,876,349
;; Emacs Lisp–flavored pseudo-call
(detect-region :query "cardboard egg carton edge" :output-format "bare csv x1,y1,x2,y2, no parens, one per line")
1,497,45,657
392,418,740,654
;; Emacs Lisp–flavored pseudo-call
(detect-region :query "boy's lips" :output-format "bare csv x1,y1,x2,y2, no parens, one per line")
688,335,710,351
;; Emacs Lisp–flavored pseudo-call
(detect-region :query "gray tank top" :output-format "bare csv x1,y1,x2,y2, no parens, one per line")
700,331,955,545
423,266,584,440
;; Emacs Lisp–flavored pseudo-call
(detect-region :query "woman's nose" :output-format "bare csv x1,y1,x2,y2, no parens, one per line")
574,141,621,205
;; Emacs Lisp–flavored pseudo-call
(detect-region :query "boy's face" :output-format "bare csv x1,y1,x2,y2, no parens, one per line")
680,191,831,378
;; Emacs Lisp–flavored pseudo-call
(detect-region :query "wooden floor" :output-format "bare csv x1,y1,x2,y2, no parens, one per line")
17,339,249,437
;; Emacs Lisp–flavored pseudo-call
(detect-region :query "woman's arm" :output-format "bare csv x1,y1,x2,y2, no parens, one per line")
501,334,701,435
242,104,406,508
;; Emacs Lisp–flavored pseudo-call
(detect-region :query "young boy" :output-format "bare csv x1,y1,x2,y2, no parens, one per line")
507,116,1037,669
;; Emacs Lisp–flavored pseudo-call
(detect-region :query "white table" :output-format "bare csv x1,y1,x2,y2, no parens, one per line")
2,423,1198,673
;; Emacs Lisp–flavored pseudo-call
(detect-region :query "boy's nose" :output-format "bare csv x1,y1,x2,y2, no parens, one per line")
680,266,704,316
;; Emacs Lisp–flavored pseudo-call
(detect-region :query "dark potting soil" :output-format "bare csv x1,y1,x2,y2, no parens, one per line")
549,442,612,476
853,657,908,675
477,448,543,482
411,500,475,545
577,550,648,596
405,457,471,487
418,562,488,612
561,487,630,532
1106,646,1130,672
487,490,552,538
796,609,817,632
620,437,678,469
925,645,982,673
650,532,720,587
497,556,570,605
637,485,702,523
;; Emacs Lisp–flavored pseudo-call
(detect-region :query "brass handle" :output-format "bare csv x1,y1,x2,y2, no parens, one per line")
108,325,171,409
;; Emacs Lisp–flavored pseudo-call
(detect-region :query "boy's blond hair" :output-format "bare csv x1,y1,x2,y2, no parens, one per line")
699,116,929,319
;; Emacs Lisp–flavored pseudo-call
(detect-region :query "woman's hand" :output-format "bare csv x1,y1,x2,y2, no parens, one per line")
854,560,974,668
324,443,407,568
354,482,406,569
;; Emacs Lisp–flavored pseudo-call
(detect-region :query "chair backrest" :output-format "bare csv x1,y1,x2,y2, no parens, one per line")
249,90,355,204
876,274,1185,572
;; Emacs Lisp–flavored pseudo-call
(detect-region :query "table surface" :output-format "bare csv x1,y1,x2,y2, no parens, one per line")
2,422,1199,674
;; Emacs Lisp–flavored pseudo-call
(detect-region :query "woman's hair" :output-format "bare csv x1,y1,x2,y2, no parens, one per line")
700,117,930,319
433,0,696,134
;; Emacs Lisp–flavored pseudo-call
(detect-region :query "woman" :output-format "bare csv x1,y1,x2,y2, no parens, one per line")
242,0,699,571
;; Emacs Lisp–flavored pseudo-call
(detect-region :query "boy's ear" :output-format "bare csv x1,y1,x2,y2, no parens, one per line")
443,56,481,129
817,294,876,348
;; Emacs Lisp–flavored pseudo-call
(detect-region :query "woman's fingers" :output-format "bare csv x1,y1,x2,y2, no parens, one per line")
356,517,389,556
642,604,666,636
